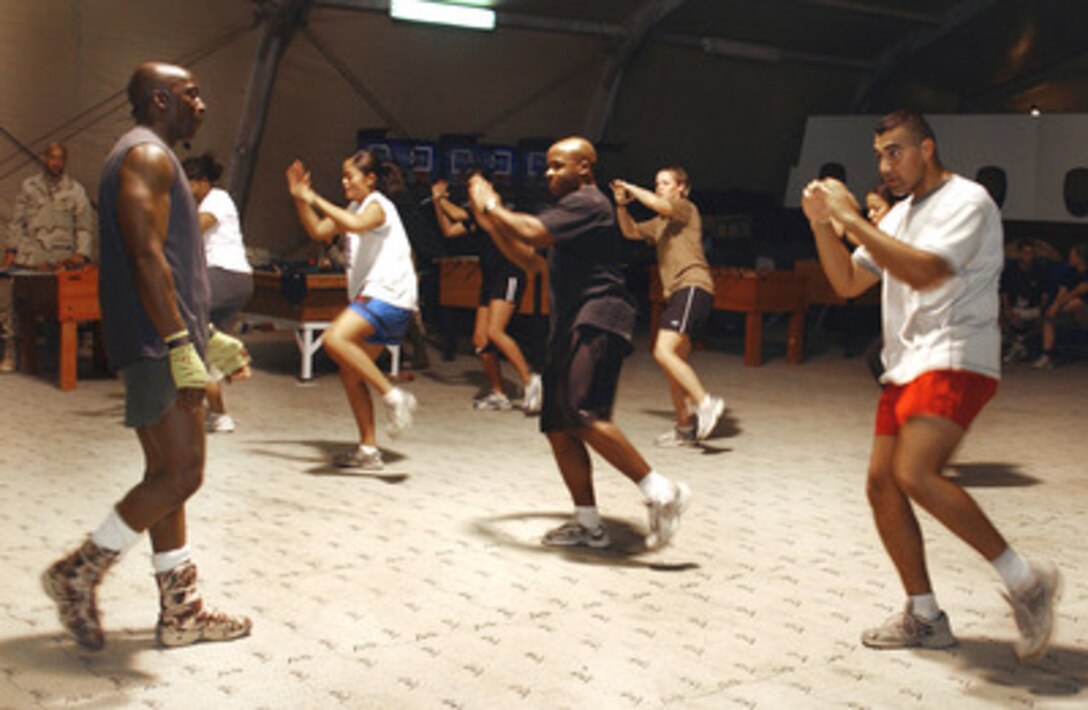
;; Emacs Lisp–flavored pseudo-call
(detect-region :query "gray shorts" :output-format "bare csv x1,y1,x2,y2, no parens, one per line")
121,357,176,428
208,267,254,332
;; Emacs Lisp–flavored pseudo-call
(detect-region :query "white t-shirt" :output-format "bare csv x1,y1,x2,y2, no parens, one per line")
198,187,252,274
853,174,1003,385
344,191,418,311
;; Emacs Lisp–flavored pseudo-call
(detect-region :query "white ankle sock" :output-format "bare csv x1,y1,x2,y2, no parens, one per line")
638,470,672,501
574,506,601,529
90,508,141,553
152,545,192,574
359,444,379,455
992,546,1033,593
909,593,941,621
383,388,402,406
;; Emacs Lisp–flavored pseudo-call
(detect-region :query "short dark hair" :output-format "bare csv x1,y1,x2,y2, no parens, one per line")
659,165,691,197
182,153,223,182
874,109,936,145
1015,238,1035,251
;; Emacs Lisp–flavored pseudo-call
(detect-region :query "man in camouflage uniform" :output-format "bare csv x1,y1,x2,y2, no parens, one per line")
1,142,94,371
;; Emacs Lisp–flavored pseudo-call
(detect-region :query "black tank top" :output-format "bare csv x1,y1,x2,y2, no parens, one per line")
98,126,209,369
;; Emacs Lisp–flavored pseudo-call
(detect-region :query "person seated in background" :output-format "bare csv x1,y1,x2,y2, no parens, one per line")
183,153,254,433
2,142,95,372
999,239,1052,363
1034,242,1088,369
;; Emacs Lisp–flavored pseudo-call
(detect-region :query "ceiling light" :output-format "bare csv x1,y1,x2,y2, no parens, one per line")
390,0,496,31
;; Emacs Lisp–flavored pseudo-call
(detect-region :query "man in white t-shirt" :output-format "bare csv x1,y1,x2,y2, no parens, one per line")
802,110,1060,661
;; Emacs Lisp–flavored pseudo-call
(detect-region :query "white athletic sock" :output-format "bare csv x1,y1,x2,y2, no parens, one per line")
90,508,141,553
152,545,192,575
992,546,1033,593
574,506,601,530
383,388,403,406
909,593,941,621
638,470,672,502
359,444,379,456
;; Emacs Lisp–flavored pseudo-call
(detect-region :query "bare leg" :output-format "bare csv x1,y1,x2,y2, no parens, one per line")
577,420,652,484
115,404,206,552
472,305,504,394
546,430,595,506
206,380,225,415
487,299,532,384
866,434,932,595
653,330,707,424
894,416,1008,560
323,308,393,396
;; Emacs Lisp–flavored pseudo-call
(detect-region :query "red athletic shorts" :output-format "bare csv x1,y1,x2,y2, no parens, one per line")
874,370,998,436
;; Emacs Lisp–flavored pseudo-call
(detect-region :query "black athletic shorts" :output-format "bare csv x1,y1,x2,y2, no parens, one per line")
659,286,713,337
540,325,632,433
478,266,526,307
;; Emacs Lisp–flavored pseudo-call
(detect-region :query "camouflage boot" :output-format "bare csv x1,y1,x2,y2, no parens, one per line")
41,539,120,650
155,561,252,648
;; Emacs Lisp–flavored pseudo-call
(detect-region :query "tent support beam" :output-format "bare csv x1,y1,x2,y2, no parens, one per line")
583,0,689,141
229,0,314,213
850,0,997,113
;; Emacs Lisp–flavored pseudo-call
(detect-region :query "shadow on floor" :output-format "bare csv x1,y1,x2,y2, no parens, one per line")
937,637,1087,699
247,439,411,483
0,629,158,682
945,462,1041,488
470,512,700,572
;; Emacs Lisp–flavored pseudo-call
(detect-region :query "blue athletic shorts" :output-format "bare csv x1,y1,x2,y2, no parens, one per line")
348,296,413,345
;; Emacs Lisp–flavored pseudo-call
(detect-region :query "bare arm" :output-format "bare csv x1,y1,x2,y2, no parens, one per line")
474,208,545,275
468,175,555,249
810,178,951,291
430,181,469,239
197,211,217,233
802,179,880,298
116,144,190,339
614,179,673,217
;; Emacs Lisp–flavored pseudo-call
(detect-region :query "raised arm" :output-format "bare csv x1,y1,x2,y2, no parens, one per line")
802,179,880,298
613,178,673,217
468,174,555,249
430,179,469,239
610,180,642,240
815,178,952,291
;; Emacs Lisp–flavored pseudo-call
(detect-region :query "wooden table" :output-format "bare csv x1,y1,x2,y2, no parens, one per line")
245,270,403,380
438,256,548,315
9,266,102,390
650,267,807,366
437,256,549,364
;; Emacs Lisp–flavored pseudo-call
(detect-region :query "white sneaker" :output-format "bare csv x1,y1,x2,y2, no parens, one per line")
384,388,417,437
333,445,384,471
694,395,724,440
541,520,610,549
645,481,692,550
654,427,697,448
1031,353,1054,370
861,606,957,650
1006,561,1062,661
206,412,235,433
1003,340,1029,364
522,373,543,414
473,392,513,411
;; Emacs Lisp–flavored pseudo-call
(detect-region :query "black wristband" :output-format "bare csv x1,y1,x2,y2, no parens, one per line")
166,334,193,350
